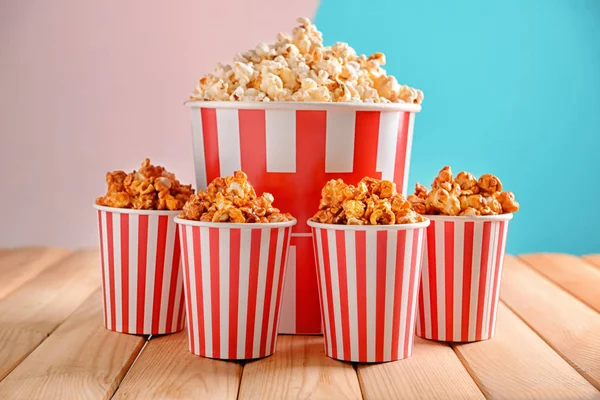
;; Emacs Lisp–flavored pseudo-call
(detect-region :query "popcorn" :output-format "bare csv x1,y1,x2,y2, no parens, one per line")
191,17,423,104
408,166,520,216
312,177,426,225
178,171,293,223
96,159,194,211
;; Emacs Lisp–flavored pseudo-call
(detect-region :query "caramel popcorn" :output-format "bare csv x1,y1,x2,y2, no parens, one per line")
312,177,426,225
178,171,293,223
96,159,193,210
408,166,520,216
191,18,423,105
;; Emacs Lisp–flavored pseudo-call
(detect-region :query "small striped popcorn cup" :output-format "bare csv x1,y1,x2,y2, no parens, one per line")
416,214,513,342
175,217,296,360
307,219,430,363
94,205,186,335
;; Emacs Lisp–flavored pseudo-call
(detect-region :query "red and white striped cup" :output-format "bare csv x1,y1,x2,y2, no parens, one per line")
308,219,430,362
175,217,296,360
94,205,186,335
416,214,512,342
187,101,421,335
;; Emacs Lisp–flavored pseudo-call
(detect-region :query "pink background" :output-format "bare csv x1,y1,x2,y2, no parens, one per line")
0,0,319,248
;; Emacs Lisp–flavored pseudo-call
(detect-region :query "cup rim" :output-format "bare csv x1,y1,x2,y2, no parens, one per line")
93,204,181,215
174,216,298,229
306,218,430,231
424,213,514,222
184,100,422,113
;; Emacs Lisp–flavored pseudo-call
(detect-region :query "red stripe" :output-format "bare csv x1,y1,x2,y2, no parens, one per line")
238,109,267,189
404,229,420,358
193,226,206,355
488,221,506,336
245,229,262,359
152,216,168,333
165,228,181,333
229,229,241,359
476,221,492,341
375,230,387,361
209,228,221,358
335,231,351,360
181,226,195,353
444,221,455,341
106,212,116,330
312,231,328,351
321,229,338,359
462,222,475,341
426,221,438,340
355,230,367,361
178,286,186,330
260,229,279,356
393,112,411,191
120,214,130,333
353,111,381,180
201,108,220,181
98,211,108,328
270,228,291,353
391,230,406,358
136,215,149,334
417,279,425,337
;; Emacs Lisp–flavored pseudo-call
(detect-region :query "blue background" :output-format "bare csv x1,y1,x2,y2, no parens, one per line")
315,0,600,255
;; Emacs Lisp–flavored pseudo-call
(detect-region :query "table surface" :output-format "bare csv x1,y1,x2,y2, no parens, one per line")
0,248,599,400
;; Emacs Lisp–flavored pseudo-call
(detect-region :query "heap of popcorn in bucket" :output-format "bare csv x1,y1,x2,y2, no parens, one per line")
92,18,520,363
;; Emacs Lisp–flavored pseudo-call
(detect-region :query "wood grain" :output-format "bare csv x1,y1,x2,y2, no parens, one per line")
238,335,362,400
518,253,600,312
358,336,484,400
454,303,600,399
0,290,145,399
582,254,600,270
0,247,71,299
114,331,242,399
501,255,600,390
0,249,101,380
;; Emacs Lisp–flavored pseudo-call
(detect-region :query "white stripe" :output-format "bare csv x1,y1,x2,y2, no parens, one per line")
365,231,377,361
407,230,424,355
112,212,123,332
144,215,158,333
200,227,213,357
219,228,230,357
291,233,312,237
237,229,251,358
178,226,192,351
265,229,285,353
383,230,397,361
325,110,355,172
186,226,201,353
345,231,359,361
376,111,400,181
469,222,483,341
253,229,271,357
128,215,138,333
279,245,296,334
215,109,242,176
101,211,112,329
266,110,296,172
401,113,416,195
491,222,509,335
315,229,333,356
434,221,446,340
399,230,414,359
190,108,207,190
483,222,500,338
421,234,432,338
327,230,344,360
453,222,464,341
159,219,176,333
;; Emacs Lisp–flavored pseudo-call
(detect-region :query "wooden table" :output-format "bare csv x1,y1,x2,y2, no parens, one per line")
0,248,599,399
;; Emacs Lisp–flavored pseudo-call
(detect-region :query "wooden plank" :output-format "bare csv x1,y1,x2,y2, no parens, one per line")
582,254,600,270
358,337,484,400
0,247,71,299
0,249,101,380
0,290,145,399
113,331,242,399
518,253,600,312
500,255,600,390
454,303,600,399
238,335,362,400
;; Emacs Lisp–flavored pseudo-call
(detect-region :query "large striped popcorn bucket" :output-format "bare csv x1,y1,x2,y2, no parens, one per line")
175,217,296,360
94,205,186,335
307,219,429,362
187,101,421,334
416,214,512,342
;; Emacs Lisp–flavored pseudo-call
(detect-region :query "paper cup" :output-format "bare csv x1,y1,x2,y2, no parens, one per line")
416,214,512,342
308,219,429,362
175,217,296,360
187,101,421,335
94,205,186,335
